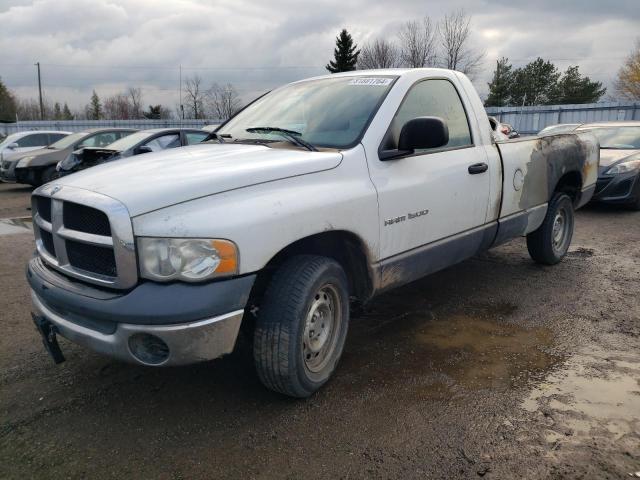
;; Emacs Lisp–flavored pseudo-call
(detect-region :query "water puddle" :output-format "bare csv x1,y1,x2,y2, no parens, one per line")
521,347,640,440
343,302,562,398
0,217,32,235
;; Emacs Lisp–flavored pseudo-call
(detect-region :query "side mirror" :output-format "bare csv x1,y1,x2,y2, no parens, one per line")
8,143,19,150
380,116,449,160
134,145,153,155
398,116,449,151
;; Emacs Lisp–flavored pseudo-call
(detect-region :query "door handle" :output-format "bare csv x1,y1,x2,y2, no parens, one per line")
468,163,488,174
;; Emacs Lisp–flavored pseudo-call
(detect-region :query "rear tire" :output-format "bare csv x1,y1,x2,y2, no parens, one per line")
253,255,349,398
527,193,574,265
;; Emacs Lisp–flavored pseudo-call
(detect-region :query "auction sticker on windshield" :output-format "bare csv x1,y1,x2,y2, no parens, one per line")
349,78,393,86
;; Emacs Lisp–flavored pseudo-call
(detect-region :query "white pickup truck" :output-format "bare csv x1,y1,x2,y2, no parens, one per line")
27,69,598,397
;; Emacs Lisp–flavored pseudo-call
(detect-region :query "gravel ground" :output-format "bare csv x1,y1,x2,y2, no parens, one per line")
0,184,638,479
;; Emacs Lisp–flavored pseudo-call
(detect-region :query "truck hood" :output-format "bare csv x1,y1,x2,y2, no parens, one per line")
54,143,343,216
599,148,640,167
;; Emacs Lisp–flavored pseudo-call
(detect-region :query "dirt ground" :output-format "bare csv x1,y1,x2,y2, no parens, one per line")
0,182,638,479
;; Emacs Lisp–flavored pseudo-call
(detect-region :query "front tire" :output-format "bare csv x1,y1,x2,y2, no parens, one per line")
253,255,350,398
527,193,574,265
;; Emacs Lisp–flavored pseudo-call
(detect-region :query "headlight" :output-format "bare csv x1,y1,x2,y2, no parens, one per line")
138,238,238,282
17,156,35,168
605,159,640,175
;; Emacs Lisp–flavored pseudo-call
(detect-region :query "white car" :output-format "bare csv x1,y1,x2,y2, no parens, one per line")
0,130,71,163
27,69,598,397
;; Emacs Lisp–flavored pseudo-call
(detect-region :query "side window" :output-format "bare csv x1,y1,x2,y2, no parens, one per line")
185,132,208,145
143,134,180,152
16,133,49,147
383,79,472,153
113,131,131,140
80,132,118,148
47,133,67,144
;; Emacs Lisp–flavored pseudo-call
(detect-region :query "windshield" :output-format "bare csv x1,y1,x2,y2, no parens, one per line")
48,131,88,150
579,126,640,149
105,131,156,151
217,76,396,149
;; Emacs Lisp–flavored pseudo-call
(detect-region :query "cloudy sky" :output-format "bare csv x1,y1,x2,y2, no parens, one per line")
0,0,638,114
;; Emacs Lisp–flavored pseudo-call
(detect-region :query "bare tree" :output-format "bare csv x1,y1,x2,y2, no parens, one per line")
207,83,241,120
127,87,144,119
183,75,205,119
615,38,640,100
103,93,132,119
438,9,485,79
358,39,400,69
397,17,437,68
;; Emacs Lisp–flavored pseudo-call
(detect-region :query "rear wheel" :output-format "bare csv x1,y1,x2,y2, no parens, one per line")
253,255,349,398
527,193,574,265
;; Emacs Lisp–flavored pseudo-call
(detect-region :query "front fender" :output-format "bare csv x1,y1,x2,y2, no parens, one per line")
132,146,380,275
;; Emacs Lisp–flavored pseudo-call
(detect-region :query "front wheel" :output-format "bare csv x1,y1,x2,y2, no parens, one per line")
253,255,350,398
527,193,574,265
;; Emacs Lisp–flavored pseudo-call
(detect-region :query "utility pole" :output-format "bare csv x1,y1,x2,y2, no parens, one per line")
179,64,184,121
35,62,44,120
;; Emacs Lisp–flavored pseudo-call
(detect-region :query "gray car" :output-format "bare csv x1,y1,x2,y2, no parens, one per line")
8,128,137,186
577,122,640,209
57,128,209,176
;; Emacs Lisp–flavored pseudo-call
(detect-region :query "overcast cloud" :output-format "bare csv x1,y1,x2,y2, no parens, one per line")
0,0,638,113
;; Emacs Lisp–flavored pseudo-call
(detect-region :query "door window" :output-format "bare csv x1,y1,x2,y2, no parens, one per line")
382,79,472,153
16,133,50,147
143,134,180,151
47,133,67,144
80,132,120,148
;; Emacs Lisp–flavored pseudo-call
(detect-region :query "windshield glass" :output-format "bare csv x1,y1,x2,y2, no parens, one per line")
579,126,640,149
104,131,155,151
48,131,88,150
217,76,396,149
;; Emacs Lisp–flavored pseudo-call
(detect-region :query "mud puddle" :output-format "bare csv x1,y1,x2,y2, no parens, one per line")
343,302,562,399
0,217,32,235
521,346,640,444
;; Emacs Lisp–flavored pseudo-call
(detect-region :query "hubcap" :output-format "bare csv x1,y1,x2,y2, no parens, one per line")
551,207,571,254
302,284,341,373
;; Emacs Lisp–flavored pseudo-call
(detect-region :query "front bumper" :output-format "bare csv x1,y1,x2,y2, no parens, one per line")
28,257,256,366
592,171,640,205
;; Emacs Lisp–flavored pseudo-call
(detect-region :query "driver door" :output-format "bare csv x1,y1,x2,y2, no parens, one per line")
367,79,493,262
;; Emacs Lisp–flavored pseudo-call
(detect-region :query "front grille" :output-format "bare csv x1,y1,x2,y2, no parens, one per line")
35,196,52,223
63,202,111,236
31,186,137,289
40,230,56,257
66,240,117,277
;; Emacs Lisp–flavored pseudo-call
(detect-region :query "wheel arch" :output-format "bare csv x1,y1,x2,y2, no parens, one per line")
248,230,376,309
553,170,582,206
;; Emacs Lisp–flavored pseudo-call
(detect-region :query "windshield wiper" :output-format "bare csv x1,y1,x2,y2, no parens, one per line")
203,132,227,144
246,127,318,152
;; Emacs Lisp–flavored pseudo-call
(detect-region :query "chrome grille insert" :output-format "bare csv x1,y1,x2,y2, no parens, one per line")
31,185,137,290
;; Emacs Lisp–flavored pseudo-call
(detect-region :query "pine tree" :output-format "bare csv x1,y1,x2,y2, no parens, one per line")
326,29,360,73
509,58,561,106
88,90,102,120
485,58,513,107
0,77,17,122
555,66,605,104
53,102,62,120
62,103,73,120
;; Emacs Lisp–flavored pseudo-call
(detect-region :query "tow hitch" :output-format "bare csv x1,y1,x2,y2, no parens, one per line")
32,314,66,364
